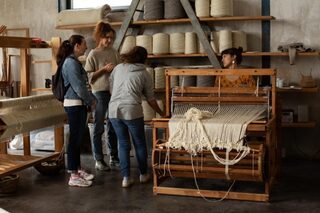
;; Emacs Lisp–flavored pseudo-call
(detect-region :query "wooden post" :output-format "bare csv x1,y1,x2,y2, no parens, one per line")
20,48,29,97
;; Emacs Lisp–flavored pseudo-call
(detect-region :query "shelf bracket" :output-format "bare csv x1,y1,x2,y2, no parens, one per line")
180,0,221,68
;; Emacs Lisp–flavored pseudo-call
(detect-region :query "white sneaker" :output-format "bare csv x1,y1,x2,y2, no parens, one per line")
122,177,134,188
95,160,111,171
68,176,92,187
139,174,151,183
78,170,94,181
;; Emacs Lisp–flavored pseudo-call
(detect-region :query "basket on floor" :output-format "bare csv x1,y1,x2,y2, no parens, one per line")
0,174,20,194
34,159,65,176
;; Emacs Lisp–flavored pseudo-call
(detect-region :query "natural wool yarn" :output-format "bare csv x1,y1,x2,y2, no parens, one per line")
164,0,186,19
153,33,170,55
232,31,247,52
210,31,220,53
185,32,198,54
142,100,156,121
146,67,154,88
136,35,153,54
119,35,136,54
154,67,166,89
219,30,232,53
195,0,210,17
179,75,197,87
144,0,164,20
210,0,233,17
196,76,215,87
170,33,185,54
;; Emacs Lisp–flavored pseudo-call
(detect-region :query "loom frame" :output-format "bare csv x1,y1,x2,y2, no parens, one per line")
152,68,279,202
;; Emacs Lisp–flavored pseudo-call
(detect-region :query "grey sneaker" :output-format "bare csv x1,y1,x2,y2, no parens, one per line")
139,173,151,183
122,177,134,188
68,176,92,187
95,160,110,171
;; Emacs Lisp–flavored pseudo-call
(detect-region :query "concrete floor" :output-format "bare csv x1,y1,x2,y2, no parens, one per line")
1,155,320,213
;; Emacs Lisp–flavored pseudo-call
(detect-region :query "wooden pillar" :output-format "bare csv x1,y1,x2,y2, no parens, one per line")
20,48,29,97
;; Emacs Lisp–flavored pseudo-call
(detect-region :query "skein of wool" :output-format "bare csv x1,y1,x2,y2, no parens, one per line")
144,0,164,20
219,30,232,53
170,33,185,54
185,32,198,54
210,0,233,17
195,0,210,17
153,33,170,55
210,31,220,53
142,100,155,121
136,35,153,54
232,31,247,52
154,67,166,89
164,0,186,19
119,35,136,54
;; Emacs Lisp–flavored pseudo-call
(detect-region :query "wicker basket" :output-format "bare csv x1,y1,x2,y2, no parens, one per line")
0,174,20,194
34,160,65,176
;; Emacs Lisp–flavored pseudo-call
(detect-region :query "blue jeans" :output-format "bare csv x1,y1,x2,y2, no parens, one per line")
110,117,148,177
64,106,88,172
92,91,118,161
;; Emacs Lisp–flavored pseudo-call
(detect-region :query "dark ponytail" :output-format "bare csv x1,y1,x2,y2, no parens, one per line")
221,47,243,65
56,34,84,66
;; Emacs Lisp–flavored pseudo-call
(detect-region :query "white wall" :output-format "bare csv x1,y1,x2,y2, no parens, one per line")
1,0,320,158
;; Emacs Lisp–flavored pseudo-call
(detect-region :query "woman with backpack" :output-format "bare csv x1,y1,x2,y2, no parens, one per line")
56,34,96,187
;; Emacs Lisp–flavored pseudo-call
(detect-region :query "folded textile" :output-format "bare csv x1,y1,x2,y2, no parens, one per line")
278,42,315,65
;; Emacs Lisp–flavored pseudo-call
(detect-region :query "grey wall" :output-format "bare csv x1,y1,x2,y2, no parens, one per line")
1,0,320,159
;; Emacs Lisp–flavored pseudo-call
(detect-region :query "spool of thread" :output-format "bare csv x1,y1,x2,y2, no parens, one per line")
210,31,220,53
144,0,164,20
120,35,136,54
153,33,170,55
179,76,197,87
170,33,185,54
210,0,233,17
197,76,215,87
154,67,166,89
195,0,210,17
232,30,247,52
164,0,186,19
136,35,153,54
146,67,154,88
185,32,198,54
219,30,232,53
142,100,155,121
156,99,164,118
171,76,179,88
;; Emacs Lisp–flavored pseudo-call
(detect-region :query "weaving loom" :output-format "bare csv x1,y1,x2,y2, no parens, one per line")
152,68,279,202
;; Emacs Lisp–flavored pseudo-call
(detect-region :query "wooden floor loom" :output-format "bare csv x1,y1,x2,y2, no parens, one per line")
151,68,279,202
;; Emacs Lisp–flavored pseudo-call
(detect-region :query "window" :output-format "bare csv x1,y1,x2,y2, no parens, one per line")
71,0,131,9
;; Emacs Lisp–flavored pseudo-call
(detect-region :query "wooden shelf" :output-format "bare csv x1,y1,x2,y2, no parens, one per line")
31,88,51,92
32,59,52,64
281,121,316,128
277,87,318,93
56,16,275,30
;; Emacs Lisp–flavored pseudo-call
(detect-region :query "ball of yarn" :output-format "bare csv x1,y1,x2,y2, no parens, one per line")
146,67,154,88
232,31,247,52
210,31,220,53
185,32,198,54
170,33,185,54
195,0,210,17
164,0,186,19
136,35,153,54
210,0,233,17
144,0,164,20
153,33,170,55
120,35,136,54
142,100,156,121
154,67,166,89
219,30,232,53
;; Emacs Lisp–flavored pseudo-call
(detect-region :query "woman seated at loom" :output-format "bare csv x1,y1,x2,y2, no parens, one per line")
215,47,256,87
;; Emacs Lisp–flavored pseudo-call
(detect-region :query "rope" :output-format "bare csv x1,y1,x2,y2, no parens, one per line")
232,30,247,52
164,0,186,19
195,0,210,17
153,33,169,55
185,32,198,54
210,0,234,17
136,35,153,54
119,35,136,54
170,33,185,54
144,0,164,20
219,30,232,53
154,67,166,89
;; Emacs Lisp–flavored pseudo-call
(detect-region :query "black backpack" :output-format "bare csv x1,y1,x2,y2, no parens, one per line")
52,63,70,102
